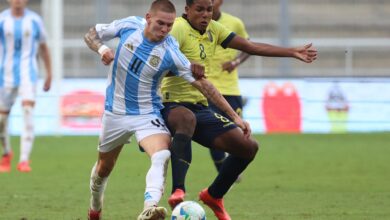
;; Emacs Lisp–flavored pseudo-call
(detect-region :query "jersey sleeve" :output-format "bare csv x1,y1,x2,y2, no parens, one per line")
213,20,236,49
34,15,47,43
167,36,195,84
95,16,146,41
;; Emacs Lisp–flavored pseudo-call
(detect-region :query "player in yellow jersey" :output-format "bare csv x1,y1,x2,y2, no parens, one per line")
161,0,317,219
207,0,251,178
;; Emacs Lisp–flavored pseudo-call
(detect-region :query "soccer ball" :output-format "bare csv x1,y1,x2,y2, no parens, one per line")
171,201,206,220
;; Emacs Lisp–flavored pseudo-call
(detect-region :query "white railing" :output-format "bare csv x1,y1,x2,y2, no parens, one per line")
55,36,390,78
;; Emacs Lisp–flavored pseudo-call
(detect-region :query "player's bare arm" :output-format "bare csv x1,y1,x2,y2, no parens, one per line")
191,78,251,137
222,51,250,73
39,43,52,92
84,27,114,65
227,35,317,63
84,27,104,53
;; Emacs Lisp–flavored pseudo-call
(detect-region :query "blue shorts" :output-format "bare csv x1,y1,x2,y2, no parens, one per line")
162,102,237,148
208,95,243,120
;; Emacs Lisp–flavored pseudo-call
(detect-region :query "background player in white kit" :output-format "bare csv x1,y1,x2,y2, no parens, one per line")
0,0,52,173
84,1,249,219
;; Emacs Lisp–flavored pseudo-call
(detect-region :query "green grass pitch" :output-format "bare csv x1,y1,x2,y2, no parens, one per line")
1,133,390,220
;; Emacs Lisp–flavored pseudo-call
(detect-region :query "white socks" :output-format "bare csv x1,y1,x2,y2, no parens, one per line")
144,149,170,208
20,105,34,162
0,113,11,155
90,162,108,211
89,149,170,211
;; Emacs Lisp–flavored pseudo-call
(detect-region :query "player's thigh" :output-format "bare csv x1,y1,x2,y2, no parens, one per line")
98,111,134,153
138,133,171,157
162,102,196,133
0,87,18,113
192,107,258,159
192,107,237,148
134,114,171,156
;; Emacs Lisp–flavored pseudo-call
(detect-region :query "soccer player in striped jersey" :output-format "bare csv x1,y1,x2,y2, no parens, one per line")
84,1,248,219
162,0,317,219
0,0,52,173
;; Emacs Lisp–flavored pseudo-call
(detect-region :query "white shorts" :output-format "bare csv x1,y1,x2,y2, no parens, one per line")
0,85,36,111
98,111,171,152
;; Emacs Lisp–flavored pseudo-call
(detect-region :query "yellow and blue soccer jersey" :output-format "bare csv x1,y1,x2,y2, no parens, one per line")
208,12,249,96
96,16,195,116
161,16,235,105
0,9,47,88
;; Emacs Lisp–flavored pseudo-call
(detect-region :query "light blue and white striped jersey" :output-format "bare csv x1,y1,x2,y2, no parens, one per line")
96,16,195,116
0,8,47,88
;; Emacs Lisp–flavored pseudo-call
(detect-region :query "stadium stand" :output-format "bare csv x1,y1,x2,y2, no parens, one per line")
2,0,389,78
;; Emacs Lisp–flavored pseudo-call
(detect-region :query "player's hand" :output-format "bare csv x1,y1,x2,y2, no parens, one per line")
222,61,236,73
100,49,115,65
234,118,252,138
43,76,52,92
293,43,317,63
190,62,205,79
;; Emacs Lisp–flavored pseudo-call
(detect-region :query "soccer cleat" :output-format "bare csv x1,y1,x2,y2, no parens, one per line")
168,189,185,210
0,152,13,173
17,161,32,173
137,206,167,220
199,188,231,220
88,209,101,220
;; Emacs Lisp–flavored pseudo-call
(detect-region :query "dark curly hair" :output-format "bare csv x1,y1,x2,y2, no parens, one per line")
186,0,213,6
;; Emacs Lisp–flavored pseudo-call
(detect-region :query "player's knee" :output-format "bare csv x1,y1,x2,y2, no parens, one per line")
239,139,259,160
247,140,259,160
169,110,196,134
179,111,196,126
152,149,171,164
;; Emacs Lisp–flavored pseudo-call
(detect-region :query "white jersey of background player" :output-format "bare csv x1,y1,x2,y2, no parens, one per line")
0,0,52,173
0,9,46,87
84,1,245,219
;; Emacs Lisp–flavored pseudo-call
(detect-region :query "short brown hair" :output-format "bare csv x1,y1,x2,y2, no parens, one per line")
150,0,176,13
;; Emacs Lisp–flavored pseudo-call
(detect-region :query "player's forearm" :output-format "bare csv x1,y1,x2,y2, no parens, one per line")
232,51,250,67
84,27,104,54
40,44,52,79
192,79,240,122
249,42,294,57
229,36,294,58
238,52,250,63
